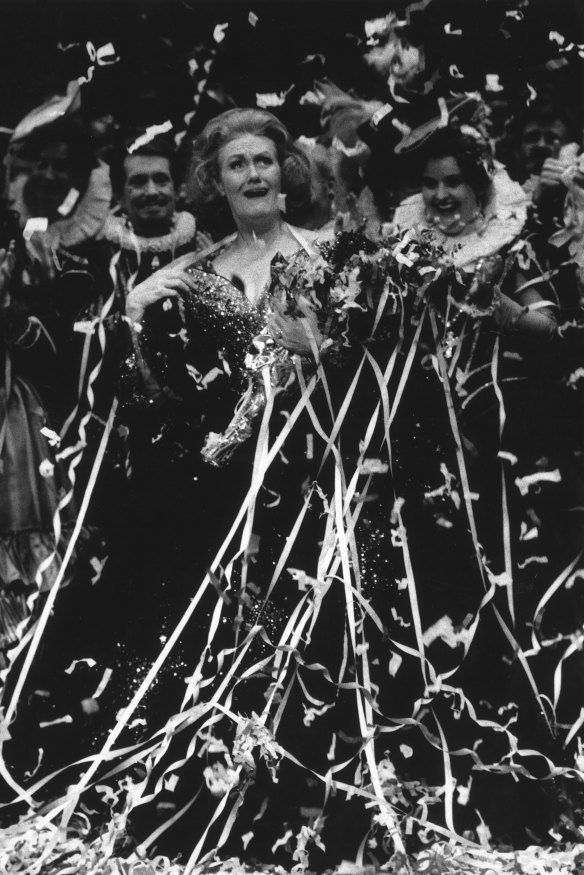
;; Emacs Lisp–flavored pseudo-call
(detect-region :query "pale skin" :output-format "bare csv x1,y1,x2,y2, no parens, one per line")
422,155,556,338
128,132,331,355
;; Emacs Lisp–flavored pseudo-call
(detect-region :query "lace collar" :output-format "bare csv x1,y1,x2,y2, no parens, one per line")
100,210,197,253
392,164,529,269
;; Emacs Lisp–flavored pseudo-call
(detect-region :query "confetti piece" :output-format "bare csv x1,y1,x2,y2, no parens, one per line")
23,217,48,240
449,65,465,79
423,616,474,649
96,42,119,65
364,16,391,40
39,715,73,728
271,828,293,854
301,53,325,65
457,779,472,806
57,187,80,216
371,104,392,127
40,427,61,447
92,668,113,699
515,469,561,495
299,91,323,106
359,457,389,475
245,533,260,557
546,57,569,69
38,460,54,478
213,22,229,43
392,118,412,136
81,698,99,716
518,556,549,568
256,92,287,108
520,522,538,541
331,136,369,157
64,658,97,674
128,121,173,153
485,73,504,92
248,11,258,26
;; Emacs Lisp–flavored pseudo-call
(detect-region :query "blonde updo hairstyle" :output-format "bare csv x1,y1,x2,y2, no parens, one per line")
186,108,312,230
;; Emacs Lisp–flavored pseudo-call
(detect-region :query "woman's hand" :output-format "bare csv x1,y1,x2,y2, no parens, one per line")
267,293,324,357
126,265,199,323
467,255,503,308
23,230,59,284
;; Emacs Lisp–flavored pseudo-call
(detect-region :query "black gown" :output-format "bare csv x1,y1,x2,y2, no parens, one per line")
3,232,581,866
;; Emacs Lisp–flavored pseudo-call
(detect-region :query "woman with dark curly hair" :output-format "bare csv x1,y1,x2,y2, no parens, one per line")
394,123,557,338
390,120,584,831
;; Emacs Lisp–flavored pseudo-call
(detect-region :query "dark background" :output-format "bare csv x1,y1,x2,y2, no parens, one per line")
0,0,583,141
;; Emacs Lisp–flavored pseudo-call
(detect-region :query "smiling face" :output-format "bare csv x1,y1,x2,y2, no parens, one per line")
422,155,480,235
122,154,176,237
217,134,282,227
520,119,568,176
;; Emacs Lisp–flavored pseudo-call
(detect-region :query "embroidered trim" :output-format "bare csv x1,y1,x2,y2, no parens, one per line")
393,164,529,269
100,210,197,253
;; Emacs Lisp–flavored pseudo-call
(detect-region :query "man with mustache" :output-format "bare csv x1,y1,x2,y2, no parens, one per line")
102,134,211,289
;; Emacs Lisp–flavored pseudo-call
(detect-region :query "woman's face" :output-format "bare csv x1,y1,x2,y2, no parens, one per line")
422,155,479,235
217,134,282,225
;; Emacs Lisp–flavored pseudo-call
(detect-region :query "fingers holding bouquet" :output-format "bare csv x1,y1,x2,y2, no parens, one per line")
267,291,324,357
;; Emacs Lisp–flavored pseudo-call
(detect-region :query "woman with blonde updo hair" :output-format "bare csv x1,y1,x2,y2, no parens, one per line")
182,107,332,310
126,108,331,329
187,109,312,229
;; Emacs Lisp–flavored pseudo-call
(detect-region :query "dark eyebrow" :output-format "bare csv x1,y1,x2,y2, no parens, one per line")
226,151,274,161
127,173,149,185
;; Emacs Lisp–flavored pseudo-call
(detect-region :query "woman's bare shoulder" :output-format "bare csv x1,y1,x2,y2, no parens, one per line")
288,223,336,247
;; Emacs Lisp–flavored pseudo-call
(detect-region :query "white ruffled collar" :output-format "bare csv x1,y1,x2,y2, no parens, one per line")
11,161,112,248
392,164,529,269
100,210,197,253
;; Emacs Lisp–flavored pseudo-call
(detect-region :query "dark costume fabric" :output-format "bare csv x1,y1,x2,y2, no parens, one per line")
0,305,79,668
1,222,239,777
4,228,582,867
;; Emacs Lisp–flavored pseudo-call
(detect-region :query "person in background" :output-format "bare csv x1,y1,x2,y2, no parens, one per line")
0,202,92,673
101,133,212,295
6,83,112,284
497,104,580,232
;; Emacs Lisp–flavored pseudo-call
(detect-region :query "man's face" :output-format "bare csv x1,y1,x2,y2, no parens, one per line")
23,140,85,222
122,154,176,237
520,119,568,176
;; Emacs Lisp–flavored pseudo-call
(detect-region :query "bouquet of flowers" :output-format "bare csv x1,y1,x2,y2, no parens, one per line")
202,228,470,467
